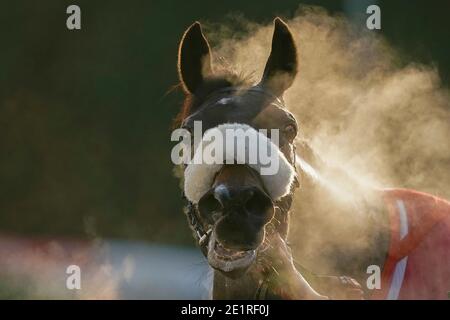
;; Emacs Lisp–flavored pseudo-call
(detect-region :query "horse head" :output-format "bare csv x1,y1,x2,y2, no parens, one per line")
175,18,300,279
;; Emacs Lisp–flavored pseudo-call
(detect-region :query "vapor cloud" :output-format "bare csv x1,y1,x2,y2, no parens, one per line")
205,6,450,275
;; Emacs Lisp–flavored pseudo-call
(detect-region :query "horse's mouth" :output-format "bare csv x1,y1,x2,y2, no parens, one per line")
207,230,256,277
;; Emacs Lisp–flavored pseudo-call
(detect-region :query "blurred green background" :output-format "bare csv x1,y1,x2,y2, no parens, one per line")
0,0,449,246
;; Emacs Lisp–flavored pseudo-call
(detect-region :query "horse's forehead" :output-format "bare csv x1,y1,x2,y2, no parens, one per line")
209,90,267,109
189,91,274,129
216,96,237,105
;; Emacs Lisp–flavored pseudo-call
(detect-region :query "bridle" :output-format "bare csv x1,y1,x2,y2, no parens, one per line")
195,85,287,111
179,85,300,296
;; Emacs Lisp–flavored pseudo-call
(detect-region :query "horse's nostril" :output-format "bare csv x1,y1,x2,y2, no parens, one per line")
213,184,231,206
243,189,255,202
198,192,222,223
244,189,274,220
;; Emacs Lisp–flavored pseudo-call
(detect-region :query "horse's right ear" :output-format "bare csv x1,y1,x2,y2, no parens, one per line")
178,22,212,95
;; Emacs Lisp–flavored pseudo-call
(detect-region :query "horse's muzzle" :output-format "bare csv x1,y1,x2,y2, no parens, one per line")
198,166,275,276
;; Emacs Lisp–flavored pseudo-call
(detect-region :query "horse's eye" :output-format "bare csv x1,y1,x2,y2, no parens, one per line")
284,124,297,141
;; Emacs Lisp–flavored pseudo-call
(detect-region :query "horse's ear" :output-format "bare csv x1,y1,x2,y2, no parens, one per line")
259,18,297,97
178,21,213,94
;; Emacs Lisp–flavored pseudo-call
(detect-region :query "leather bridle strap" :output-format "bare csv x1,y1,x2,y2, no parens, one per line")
183,196,210,257
199,85,286,109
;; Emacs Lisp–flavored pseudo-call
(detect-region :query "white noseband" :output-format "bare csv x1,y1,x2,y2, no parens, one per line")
183,123,296,203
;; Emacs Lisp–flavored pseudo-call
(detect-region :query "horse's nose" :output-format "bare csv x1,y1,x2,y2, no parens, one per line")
198,184,274,222
213,184,254,207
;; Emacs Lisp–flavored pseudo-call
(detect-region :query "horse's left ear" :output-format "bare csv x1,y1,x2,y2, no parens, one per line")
259,18,298,97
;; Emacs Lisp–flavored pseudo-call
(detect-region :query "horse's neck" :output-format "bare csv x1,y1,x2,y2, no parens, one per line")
293,141,390,281
212,270,260,299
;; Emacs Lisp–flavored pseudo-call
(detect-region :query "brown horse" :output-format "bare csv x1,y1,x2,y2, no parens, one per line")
173,18,450,299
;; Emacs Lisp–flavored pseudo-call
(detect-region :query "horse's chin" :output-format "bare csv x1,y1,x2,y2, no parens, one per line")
207,231,257,279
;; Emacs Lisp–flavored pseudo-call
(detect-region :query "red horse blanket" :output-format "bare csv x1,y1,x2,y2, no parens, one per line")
370,188,450,300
